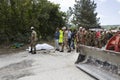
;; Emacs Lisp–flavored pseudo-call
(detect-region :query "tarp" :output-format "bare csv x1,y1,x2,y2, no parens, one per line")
26,43,54,51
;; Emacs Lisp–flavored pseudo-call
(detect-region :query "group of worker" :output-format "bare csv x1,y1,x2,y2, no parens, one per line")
29,26,114,54
76,27,114,50
54,27,76,52
54,26,114,53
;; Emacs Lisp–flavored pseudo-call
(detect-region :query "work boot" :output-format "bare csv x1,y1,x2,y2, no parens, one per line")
55,49,59,51
67,50,71,53
76,48,79,53
32,51,36,54
29,48,33,53
60,50,64,52
29,51,32,53
34,52,36,54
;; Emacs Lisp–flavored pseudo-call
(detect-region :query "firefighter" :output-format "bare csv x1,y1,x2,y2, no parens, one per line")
95,30,102,48
76,27,83,52
29,26,38,54
85,30,91,46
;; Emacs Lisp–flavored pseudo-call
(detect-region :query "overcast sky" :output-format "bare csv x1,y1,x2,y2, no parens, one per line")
48,0,120,25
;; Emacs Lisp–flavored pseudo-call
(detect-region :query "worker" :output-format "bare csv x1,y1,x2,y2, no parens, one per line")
59,27,64,52
29,26,38,54
54,27,60,51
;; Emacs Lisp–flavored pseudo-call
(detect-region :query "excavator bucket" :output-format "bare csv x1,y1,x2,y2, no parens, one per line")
75,32,120,79
75,45,120,80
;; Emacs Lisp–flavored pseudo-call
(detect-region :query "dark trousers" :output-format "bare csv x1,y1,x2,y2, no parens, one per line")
68,38,71,51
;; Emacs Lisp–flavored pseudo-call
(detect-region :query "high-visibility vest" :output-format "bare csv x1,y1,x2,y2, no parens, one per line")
59,30,63,43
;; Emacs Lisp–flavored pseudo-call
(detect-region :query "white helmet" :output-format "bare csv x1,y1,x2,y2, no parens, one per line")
80,27,82,29
31,26,34,30
79,26,82,31
62,26,66,30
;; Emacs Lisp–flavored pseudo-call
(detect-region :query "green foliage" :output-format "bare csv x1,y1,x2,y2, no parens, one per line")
72,0,100,29
0,0,65,44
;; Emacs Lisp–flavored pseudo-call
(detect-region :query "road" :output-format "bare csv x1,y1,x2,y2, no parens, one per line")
0,50,95,80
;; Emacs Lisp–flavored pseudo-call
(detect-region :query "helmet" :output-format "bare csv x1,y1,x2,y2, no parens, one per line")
31,26,34,30
80,27,82,29
62,27,66,30
79,27,82,31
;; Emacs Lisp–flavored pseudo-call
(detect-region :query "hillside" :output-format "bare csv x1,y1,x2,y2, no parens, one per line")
101,25,120,30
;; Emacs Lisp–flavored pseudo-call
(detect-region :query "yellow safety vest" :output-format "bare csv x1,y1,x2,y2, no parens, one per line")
59,30,63,43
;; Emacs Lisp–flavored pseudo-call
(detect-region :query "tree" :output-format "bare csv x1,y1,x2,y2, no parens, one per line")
72,0,100,29
0,0,66,44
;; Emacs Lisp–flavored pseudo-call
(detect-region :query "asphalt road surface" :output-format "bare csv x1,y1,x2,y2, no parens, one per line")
0,50,95,80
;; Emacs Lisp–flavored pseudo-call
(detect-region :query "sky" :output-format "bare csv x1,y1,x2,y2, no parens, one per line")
48,0,120,25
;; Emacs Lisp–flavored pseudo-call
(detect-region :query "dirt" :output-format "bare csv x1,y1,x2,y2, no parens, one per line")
0,45,28,55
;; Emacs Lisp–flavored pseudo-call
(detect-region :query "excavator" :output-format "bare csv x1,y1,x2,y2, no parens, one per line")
75,31,120,80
